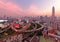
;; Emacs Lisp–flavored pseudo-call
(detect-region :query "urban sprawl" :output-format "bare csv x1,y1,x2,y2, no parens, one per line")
0,6,60,42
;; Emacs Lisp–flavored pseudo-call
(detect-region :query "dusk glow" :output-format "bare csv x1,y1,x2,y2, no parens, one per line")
0,0,60,42
0,0,60,17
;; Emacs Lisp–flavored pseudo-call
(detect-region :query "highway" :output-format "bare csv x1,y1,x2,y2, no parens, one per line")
0,21,44,33
0,22,44,42
10,22,43,33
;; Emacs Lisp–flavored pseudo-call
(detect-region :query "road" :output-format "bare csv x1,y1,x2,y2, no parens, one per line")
0,22,44,42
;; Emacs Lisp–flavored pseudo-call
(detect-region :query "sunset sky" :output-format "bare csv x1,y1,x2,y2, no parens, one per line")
0,0,60,17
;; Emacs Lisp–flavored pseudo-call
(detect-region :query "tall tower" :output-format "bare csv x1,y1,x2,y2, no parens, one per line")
51,6,57,29
51,6,56,21
52,6,55,17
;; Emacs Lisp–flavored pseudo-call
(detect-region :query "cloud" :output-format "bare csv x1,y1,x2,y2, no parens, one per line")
0,0,48,17
0,0,59,17
0,0,24,17
25,4,42,16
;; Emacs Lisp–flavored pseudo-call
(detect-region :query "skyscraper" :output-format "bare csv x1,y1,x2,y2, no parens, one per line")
52,6,55,17
51,6,56,21
51,6,57,29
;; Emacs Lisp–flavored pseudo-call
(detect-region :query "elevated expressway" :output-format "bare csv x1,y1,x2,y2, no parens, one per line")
0,23,43,42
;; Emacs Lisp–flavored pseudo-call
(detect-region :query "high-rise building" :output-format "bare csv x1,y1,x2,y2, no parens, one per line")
52,6,55,17
49,6,57,29
51,6,56,21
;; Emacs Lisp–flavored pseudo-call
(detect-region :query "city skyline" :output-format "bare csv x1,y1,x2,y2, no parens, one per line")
0,0,60,17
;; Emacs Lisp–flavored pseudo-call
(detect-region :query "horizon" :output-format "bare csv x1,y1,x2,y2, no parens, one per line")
0,0,60,17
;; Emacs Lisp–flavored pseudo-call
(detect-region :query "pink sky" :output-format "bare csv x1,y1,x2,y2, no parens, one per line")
0,0,60,17
0,0,50,17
